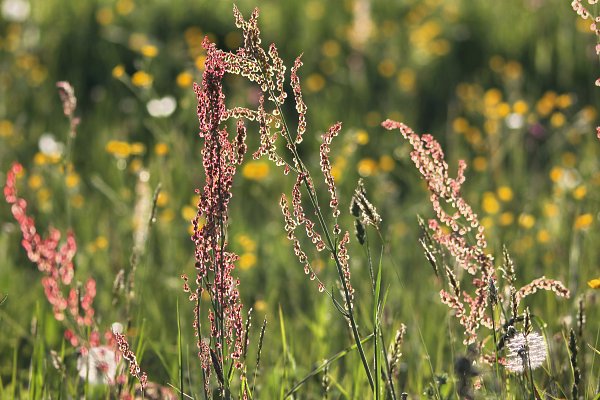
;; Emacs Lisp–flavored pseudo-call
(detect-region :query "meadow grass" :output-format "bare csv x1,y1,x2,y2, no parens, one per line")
1,0,600,399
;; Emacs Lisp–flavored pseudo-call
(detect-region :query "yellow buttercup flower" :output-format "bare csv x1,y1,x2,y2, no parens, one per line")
482,192,500,215
518,213,535,229
176,72,193,88
357,158,378,177
242,161,270,181
112,65,125,79
140,44,158,58
106,140,131,158
497,186,514,202
587,278,600,289
154,143,169,156
131,71,153,88
239,253,257,270
574,213,593,230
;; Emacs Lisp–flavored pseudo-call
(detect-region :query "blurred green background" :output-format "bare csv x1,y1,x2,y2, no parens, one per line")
1,0,599,397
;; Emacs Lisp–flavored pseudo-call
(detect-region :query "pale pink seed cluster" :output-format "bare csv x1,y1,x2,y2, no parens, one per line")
4,163,96,340
383,120,570,345
113,331,148,390
320,122,342,225
290,56,307,144
515,277,570,305
337,231,354,309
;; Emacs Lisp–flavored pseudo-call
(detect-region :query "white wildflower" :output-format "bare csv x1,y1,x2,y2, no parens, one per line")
506,331,547,373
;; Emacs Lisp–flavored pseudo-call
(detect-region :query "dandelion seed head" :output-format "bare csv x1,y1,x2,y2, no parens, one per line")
506,331,547,373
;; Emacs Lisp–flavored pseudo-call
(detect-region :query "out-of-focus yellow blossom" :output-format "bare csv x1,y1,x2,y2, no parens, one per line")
378,59,396,78
550,112,565,128
130,142,145,155
96,7,114,26
513,100,529,115
254,299,267,312
0,120,14,137
154,143,169,155
71,194,84,208
129,158,143,173
306,73,325,92
160,209,175,223
28,174,43,190
201,290,211,301
239,253,257,270
497,186,513,202
321,40,340,58
194,55,206,70
472,156,487,172
537,229,550,243
242,161,270,181
518,213,535,229
465,128,482,145
536,92,556,117
176,71,193,88
504,61,522,80
357,158,378,177
112,65,125,79
131,71,153,87
514,235,533,253
106,140,131,157
33,152,60,165
556,94,572,109
379,155,395,172
574,213,593,230
482,192,500,214
181,205,196,221
96,236,109,250
573,185,587,200
484,120,499,135
481,216,494,231
544,202,559,218
37,188,51,204
499,212,514,226
453,117,469,133
156,192,169,207
116,0,135,15
549,166,563,183
356,129,369,145
484,89,502,107
580,106,597,122
587,278,600,289
66,172,80,188
497,102,510,118
185,27,203,46
224,31,241,49
397,68,416,92
140,44,158,58
237,234,257,252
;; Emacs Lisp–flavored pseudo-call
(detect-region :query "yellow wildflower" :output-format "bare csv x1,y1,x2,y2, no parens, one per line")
195,55,207,70
550,112,565,128
156,192,169,207
106,140,131,158
587,278,600,289
356,129,369,145
242,161,270,181
112,64,125,79
482,192,500,215
154,143,169,155
378,59,396,78
573,185,587,200
131,71,153,88
357,158,378,177
472,156,487,172
0,120,14,137
574,213,593,230
499,212,514,226
497,186,514,202
65,172,80,188
130,142,146,155
306,73,325,92
96,7,113,26
379,155,395,172
518,213,535,229
28,174,43,190
140,45,158,58
176,72,193,88
239,253,257,270
96,236,109,250
536,229,550,243
513,100,529,115
452,117,469,134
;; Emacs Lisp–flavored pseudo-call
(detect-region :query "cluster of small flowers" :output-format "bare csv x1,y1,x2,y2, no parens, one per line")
4,162,96,337
382,119,493,344
382,120,570,346
113,331,148,390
